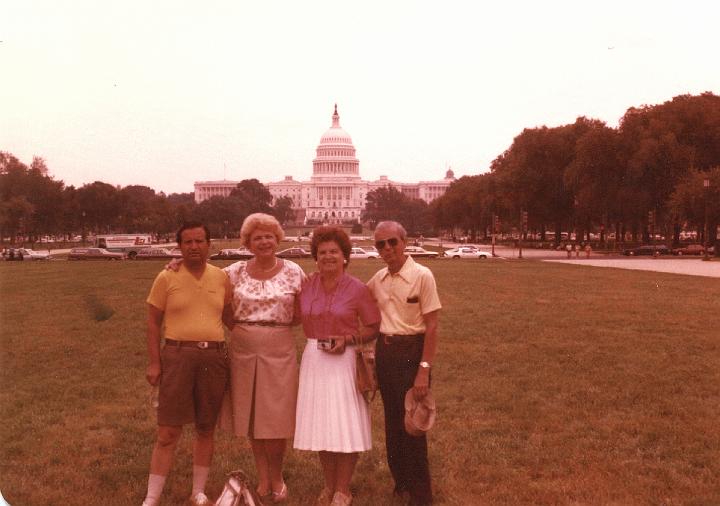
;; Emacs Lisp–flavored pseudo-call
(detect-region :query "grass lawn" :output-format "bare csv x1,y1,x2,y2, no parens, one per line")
1,259,719,505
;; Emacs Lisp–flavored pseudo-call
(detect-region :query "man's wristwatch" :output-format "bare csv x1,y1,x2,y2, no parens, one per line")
419,361,431,369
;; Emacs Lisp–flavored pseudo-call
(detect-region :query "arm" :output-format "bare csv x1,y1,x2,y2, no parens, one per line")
146,304,165,386
222,275,235,330
413,309,439,399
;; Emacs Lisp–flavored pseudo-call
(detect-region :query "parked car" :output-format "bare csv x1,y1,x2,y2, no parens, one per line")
672,244,706,256
622,245,671,256
68,247,125,260
349,247,380,259
277,247,312,259
443,247,491,259
3,248,51,261
134,248,183,260
403,246,439,258
210,248,254,260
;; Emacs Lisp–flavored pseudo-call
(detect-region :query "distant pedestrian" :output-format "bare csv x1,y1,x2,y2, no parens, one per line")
575,244,580,258
585,244,592,258
565,244,572,258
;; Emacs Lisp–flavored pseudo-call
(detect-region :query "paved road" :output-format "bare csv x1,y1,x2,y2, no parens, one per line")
461,244,720,279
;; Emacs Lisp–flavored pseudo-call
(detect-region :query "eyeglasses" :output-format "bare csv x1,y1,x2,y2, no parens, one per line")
375,237,400,250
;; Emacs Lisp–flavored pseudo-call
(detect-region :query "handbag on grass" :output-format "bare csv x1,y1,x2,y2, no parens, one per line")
215,470,261,506
355,341,378,402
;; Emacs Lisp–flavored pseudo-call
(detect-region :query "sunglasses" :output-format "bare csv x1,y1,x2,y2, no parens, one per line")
375,237,400,250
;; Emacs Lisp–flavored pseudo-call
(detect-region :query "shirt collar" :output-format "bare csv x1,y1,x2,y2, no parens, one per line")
380,255,415,282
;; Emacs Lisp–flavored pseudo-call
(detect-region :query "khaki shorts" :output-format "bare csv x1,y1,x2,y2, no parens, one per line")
157,344,229,431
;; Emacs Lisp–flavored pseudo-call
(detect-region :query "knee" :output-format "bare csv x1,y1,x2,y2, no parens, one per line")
156,426,182,448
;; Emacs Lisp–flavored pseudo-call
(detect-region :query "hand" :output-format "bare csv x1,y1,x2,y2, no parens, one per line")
326,335,347,354
165,258,182,271
146,363,161,386
412,367,430,401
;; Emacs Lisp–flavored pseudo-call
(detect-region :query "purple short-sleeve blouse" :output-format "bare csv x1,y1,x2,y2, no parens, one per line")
300,273,380,339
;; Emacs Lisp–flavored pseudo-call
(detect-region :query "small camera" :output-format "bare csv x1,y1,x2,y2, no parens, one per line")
317,338,336,351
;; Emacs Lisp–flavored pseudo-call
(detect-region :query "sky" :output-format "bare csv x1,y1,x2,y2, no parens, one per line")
2,0,719,195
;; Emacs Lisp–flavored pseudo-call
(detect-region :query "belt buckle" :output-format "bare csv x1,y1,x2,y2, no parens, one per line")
383,334,394,344
197,341,209,349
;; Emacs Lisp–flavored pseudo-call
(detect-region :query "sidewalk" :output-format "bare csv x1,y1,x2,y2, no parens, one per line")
429,242,720,279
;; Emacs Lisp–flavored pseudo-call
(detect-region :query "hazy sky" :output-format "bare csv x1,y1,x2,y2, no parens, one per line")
3,1,719,195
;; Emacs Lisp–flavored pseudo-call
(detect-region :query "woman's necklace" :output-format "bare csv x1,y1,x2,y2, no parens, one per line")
255,257,278,273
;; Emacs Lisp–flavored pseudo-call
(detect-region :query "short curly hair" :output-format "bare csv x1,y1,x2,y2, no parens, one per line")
240,213,284,248
311,226,352,265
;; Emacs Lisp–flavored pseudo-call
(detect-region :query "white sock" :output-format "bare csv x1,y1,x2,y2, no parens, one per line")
192,465,210,496
144,474,166,505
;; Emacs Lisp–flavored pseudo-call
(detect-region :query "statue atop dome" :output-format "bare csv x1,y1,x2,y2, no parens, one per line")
332,103,340,128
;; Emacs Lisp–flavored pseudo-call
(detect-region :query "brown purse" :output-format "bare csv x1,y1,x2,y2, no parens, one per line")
355,341,378,403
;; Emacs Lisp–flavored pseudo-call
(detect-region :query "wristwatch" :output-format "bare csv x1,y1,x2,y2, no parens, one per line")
419,361,431,369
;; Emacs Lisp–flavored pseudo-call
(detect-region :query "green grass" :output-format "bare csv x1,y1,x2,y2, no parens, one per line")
1,259,719,505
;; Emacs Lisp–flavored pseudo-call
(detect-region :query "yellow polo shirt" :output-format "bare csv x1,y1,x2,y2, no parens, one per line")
367,255,441,335
146,264,228,341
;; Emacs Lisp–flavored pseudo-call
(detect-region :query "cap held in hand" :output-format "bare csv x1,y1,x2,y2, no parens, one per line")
404,389,436,436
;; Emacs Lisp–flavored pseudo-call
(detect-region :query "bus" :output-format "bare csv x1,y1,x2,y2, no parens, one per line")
95,234,153,259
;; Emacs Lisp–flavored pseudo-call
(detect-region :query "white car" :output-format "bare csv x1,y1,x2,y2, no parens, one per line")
16,248,51,261
403,246,439,258
350,247,380,259
443,247,492,259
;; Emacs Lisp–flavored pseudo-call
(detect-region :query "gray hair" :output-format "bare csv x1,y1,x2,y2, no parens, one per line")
375,221,407,241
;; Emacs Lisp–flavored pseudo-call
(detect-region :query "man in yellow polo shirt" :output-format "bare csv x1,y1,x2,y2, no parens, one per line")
142,222,232,506
367,220,441,506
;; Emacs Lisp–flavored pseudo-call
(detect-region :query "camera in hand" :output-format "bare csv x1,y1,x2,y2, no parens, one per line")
317,338,336,351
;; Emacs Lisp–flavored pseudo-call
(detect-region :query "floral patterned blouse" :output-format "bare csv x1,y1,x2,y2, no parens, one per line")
224,259,305,324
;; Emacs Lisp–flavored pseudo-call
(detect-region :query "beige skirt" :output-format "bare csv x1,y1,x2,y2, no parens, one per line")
222,324,299,439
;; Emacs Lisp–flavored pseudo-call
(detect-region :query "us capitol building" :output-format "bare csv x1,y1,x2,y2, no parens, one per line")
194,105,456,225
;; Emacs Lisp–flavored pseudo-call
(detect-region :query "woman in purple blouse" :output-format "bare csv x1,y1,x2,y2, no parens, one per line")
294,226,380,506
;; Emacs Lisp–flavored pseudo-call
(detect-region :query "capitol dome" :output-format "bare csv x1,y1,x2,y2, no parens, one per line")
313,104,359,179
319,111,353,145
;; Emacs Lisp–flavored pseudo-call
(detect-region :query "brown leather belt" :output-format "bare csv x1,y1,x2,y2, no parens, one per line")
381,333,424,344
164,338,225,349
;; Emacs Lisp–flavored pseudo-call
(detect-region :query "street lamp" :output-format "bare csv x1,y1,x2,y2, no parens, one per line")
703,178,710,261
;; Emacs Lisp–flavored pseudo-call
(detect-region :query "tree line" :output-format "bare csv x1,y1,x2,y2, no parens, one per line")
431,92,720,246
0,157,294,243
2,93,718,247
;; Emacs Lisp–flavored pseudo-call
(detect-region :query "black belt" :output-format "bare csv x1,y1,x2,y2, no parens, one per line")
381,333,424,344
164,338,225,349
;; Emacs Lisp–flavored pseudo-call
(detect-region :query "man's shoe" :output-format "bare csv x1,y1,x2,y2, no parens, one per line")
190,491,211,505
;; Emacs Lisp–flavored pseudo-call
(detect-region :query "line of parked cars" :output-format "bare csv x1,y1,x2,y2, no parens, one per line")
622,243,714,256
210,248,254,260
2,248,51,261
68,247,126,260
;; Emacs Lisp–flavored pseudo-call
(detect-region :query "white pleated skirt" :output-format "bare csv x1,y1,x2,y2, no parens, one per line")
293,339,372,453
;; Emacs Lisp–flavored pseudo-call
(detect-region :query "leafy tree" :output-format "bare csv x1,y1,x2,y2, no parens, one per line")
0,195,35,240
564,123,622,242
669,166,720,247
229,179,273,214
272,196,296,225
76,182,121,234
362,186,432,235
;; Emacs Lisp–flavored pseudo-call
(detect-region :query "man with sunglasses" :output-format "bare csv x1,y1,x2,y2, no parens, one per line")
367,221,441,506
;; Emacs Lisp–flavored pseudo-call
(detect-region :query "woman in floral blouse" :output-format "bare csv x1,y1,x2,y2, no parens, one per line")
222,213,305,503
